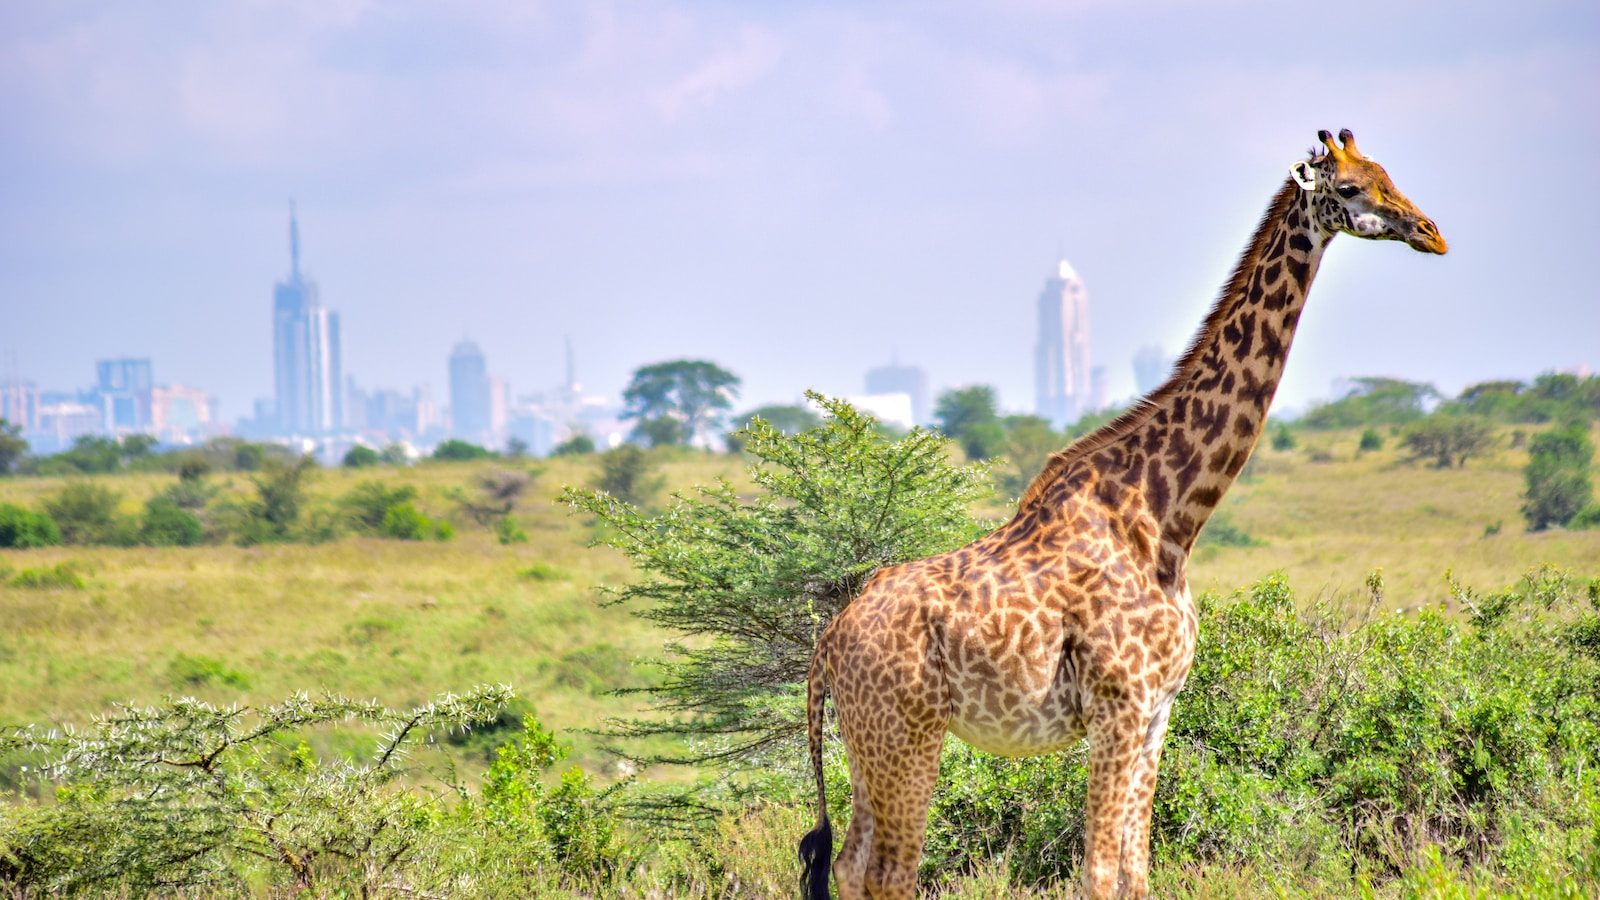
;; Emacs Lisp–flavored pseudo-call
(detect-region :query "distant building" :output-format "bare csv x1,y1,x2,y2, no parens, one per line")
448,340,492,440
865,362,930,425
1034,258,1091,429
838,393,916,430
0,380,38,432
96,357,153,432
273,203,342,435
1090,365,1109,413
1133,345,1173,396
36,401,100,450
150,385,214,442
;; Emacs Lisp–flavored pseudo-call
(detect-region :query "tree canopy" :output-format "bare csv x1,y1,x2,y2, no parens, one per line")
621,360,741,448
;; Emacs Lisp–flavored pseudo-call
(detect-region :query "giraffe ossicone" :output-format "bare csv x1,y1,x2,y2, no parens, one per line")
797,129,1445,900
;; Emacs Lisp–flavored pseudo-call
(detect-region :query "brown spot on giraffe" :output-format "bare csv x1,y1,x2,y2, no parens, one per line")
798,130,1446,900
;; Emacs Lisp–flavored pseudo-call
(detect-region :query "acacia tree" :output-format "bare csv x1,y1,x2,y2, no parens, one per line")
562,394,992,802
621,360,741,448
934,384,1005,460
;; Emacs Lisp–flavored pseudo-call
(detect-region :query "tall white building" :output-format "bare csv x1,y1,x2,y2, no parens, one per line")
1034,258,1091,428
272,204,342,435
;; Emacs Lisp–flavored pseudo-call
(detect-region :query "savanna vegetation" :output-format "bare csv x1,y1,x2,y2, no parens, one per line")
2,375,1599,896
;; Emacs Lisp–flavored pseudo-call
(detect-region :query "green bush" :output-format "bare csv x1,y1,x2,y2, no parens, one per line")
138,497,203,547
496,515,528,544
593,444,663,508
42,482,132,545
552,434,596,456
0,503,60,548
1270,423,1297,450
1400,413,1497,468
1359,427,1384,452
339,481,418,534
431,439,492,461
380,502,433,540
342,445,381,468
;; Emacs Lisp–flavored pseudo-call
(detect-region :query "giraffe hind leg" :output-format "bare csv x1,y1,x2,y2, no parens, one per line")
832,750,875,900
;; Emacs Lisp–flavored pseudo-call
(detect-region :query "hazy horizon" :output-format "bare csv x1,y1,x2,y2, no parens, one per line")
4,1,1597,424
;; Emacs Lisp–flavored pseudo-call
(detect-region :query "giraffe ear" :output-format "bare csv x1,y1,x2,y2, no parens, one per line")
1289,160,1318,192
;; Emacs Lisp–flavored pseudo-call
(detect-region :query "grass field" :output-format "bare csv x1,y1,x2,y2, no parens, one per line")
1,427,1597,772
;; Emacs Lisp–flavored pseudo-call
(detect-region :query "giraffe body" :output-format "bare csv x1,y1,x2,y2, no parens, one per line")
799,130,1446,900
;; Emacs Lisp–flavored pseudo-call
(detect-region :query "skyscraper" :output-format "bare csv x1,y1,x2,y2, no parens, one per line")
1034,258,1091,428
449,340,491,439
272,203,342,435
865,361,930,425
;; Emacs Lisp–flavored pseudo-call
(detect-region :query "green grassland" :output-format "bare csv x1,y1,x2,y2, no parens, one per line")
1,428,1596,767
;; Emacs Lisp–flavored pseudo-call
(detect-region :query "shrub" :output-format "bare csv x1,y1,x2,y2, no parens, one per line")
338,481,418,534
42,482,131,545
9,562,86,590
593,444,664,508
1194,512,1263,549
496,515,528,544
552,434,596,456
0,503,60,548
1571,504,1600,530
380,502,433,541
431,439,492,461
518,562,567,582
138,497,203,547
342,445,381,468
228,456,316,544
1270,423,1297,451
1359,427,1384,452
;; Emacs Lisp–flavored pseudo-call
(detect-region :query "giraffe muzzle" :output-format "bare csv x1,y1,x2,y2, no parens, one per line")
1406,218,1448,255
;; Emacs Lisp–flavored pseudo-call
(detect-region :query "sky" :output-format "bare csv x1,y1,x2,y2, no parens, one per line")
2,1,1597,422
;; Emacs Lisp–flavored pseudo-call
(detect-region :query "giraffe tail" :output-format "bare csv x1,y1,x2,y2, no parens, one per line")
797,649,833,900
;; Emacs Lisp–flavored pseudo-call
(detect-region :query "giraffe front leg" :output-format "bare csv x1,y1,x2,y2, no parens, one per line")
1118,696,1175,899
1082,698,1149,900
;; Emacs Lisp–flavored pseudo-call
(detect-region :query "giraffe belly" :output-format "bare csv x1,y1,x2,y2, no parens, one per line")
945,676,1086,758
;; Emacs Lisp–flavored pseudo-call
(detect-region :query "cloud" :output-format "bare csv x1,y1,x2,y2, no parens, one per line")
656,26,784,122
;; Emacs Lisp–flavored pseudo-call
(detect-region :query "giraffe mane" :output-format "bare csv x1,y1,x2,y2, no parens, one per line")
1018,177,1303,510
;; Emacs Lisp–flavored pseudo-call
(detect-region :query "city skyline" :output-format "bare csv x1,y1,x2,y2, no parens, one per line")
2,3,1596,425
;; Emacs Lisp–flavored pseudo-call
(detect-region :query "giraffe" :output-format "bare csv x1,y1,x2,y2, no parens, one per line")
797,129,1446,900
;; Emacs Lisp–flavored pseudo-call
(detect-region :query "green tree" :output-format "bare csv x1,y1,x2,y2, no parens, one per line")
561,393,991,792
934,385,1006,460
1358,428,1384,452
339,481,419,534
378,443,411,465
237,456,316,543
342,445,381,468
593,445,663,508
621,360,741,448
0,419,27,474
1270,422,1297,451
1301,377,1440,429
1400,414,1497,468
1522,425,1595,530
505,436,530,459
432,439,493,461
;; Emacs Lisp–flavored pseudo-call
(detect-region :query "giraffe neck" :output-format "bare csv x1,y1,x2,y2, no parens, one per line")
1024,179,1333,578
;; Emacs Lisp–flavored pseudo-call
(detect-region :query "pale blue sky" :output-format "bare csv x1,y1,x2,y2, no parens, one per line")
2,1,1596,421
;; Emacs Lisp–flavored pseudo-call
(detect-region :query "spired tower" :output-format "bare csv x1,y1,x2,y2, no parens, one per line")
1034,258,1091,429
272,203,343,435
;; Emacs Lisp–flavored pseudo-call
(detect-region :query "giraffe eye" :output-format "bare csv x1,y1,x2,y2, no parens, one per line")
1335,184,1361,199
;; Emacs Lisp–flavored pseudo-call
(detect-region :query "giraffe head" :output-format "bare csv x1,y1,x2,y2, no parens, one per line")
1288,129,1447,255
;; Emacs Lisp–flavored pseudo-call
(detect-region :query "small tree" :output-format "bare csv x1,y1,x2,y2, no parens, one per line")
1270,422,1297,451
561,394,991,798
338,481,419,534
453,468,533,526
139,497,203,547
236,456,316,543
0,419,27,474
593,445,663,508
1522,424,1595,531
1401,414,1497,468
1358,428,1384,452
996,415,1062,499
